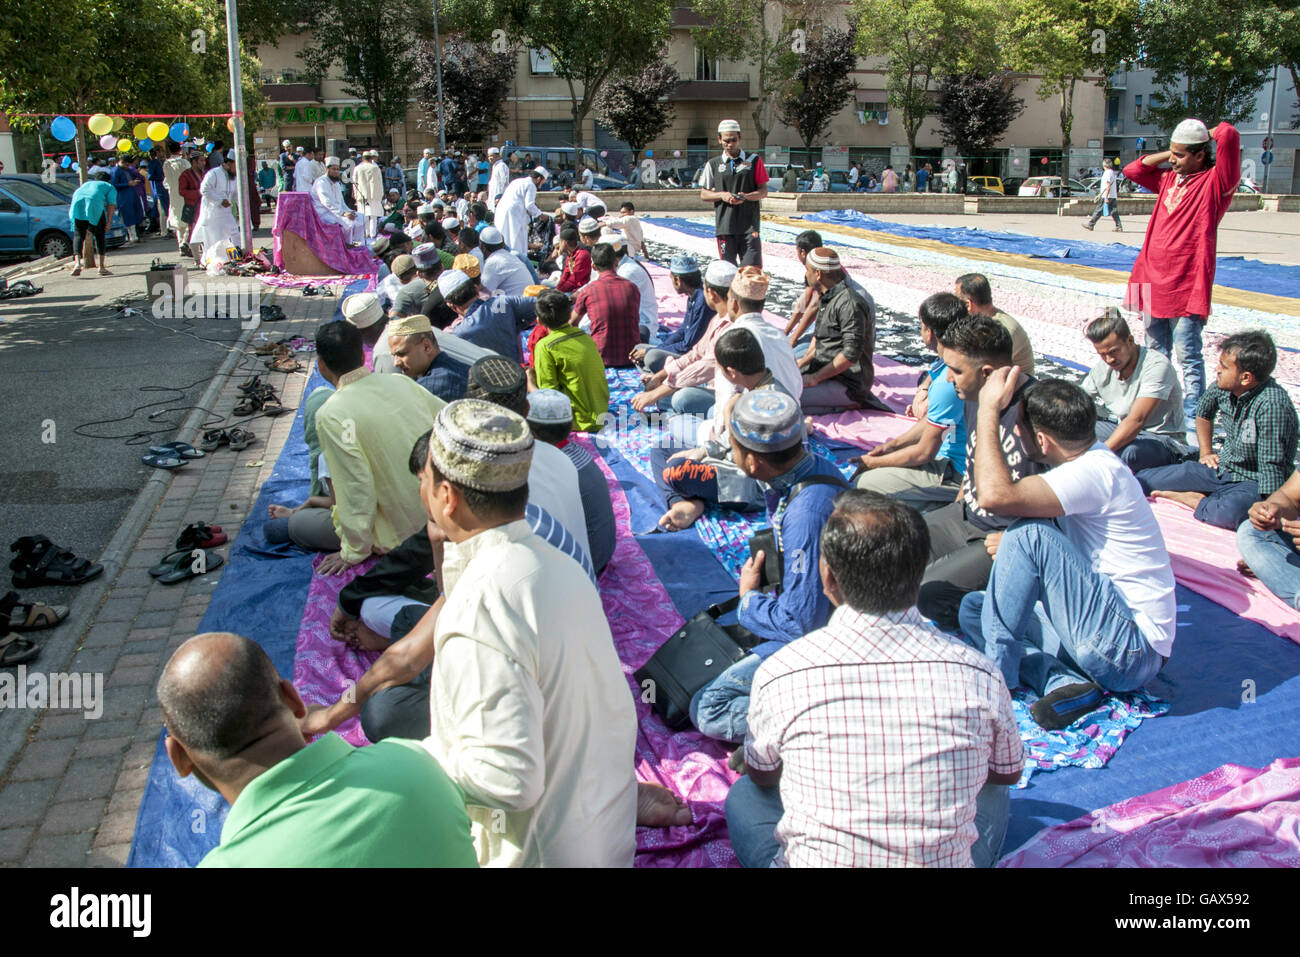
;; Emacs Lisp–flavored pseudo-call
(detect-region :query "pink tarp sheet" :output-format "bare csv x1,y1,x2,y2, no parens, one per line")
1001,757,1300,867
272,192,378,276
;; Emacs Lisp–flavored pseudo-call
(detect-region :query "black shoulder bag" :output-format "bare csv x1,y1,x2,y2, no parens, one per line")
635,471,850,731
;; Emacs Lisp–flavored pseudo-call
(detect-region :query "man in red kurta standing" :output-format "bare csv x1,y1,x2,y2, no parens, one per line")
1122,119,1241,434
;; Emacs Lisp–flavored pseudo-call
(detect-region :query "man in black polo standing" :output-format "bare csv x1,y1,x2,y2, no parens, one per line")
698,119,769,267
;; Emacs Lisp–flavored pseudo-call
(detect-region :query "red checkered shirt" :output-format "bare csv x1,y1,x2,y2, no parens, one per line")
572,270,641,368
746,604,1024,868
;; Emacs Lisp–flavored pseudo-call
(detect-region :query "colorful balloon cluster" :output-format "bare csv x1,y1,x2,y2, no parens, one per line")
80,114,194,151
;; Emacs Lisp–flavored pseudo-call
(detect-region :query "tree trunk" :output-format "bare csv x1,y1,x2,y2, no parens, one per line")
1059,78,1075,178
73,117,88,186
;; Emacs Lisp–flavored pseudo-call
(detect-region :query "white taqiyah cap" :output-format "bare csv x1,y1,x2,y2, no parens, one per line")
325,156,341,167
704,260,738,287
1171,118,1210,145
718,119,741,134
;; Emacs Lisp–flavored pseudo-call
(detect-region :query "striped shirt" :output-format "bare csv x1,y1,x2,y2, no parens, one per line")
525,504,595,585
1196,380,1298,497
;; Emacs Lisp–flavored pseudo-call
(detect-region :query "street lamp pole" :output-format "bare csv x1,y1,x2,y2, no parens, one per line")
432,0,447,153
224,0,253,252
1263,64,1278,194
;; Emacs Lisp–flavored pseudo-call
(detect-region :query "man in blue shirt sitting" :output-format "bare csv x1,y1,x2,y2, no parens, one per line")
386,314,470,402
690,390,848,745
854,292,969,511
439,269,538,363
631,253,715,374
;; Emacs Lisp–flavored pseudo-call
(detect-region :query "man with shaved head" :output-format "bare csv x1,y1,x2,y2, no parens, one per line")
157,632,476,867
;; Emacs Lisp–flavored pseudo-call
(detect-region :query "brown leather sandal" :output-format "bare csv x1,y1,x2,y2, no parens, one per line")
0,590,67,631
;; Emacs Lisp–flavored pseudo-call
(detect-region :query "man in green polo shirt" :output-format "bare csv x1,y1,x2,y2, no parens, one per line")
158,632,476,868
532,289,610,432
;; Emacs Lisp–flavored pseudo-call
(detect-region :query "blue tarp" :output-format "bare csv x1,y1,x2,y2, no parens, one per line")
799,210,1300,300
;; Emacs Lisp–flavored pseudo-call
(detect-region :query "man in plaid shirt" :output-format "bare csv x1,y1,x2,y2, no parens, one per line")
1138,330,1298,530
571,243,640,368
726,491,1024,868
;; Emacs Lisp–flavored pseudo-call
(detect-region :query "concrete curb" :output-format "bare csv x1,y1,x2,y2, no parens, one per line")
0,297,265,775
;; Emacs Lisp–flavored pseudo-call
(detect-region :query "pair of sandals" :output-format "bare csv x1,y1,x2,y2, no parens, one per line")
263,345,304,373
148,548,225,585
201,427,255,451
141,440,205,471
176,522,228,551
0,589,69,666
234,378,287,417
9,536,103,590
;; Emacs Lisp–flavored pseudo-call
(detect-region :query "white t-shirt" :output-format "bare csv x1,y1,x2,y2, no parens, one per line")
1041,444,1177,656
527,440,588,552
708,313,805,440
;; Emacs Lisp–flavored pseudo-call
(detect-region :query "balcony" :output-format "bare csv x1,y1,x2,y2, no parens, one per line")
1105,119,1124,136
672,74,750,101
672,6,708,27
261,82,320,103
1109,69,1127,90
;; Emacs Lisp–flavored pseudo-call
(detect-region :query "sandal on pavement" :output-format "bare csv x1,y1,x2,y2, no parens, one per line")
227,427,255,451
148,441,205,460
0,632,40,667
141,453,188,470
264,355,302,373
177,522,228,550
9,536,103,588
200,428,228,452
0,590,67,631
156,549,224,585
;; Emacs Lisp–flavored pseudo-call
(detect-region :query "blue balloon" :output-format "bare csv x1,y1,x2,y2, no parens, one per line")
60,155,71,168
205,142,214,153
50,115,76,141
645,150,653,158
139,138,153,151
169,122,189,142
72,162,80,172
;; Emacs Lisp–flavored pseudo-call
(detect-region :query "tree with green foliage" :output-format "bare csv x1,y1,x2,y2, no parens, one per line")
1136,0,1273,133
1002,0,1139,167
299,0,437,147
0,0,266,179
854,0,1003,161
412,36,519,146
440,0,673,152
1261,3,1300,128
778,22,857,153
934,73,1025,158
592,58,680,165
690,0,830,152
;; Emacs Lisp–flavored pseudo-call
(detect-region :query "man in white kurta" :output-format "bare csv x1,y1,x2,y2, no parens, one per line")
294,147,320,193
353,150,386,239
495,166,548,257
487,147,510,211
162,145,191,253
311,157,365,244
190,152,240,276
421,399,637,867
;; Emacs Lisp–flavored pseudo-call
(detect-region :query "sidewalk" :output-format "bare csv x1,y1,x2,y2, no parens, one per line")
0,286,333,867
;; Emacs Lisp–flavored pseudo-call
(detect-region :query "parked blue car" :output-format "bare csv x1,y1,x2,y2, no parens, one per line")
0,174,127,259
796,169,854,193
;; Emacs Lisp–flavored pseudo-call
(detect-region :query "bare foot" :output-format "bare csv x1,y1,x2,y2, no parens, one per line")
1237,559,1257,579
267,504,294,519
1151,489,1206,510
658,499,706,530
348,620,391,652
636,782,692,828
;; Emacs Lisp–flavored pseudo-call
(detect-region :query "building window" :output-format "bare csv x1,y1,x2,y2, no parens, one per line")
695,47,719,81
530,48,555,75
1134,94,1142,122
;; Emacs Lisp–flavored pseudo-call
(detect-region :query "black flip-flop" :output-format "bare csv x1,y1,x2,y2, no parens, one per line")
148,441,205,460
141,453,188,470
157,549,224,585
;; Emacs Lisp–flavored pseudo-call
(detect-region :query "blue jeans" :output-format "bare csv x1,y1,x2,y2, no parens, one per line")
1237,520,1300,609
958,519,1163,695
1135,460,1260,530
1144,315,1204,429
725,774,1011,867
690,653,762,743
666,386,716,416
1094,420,1191,473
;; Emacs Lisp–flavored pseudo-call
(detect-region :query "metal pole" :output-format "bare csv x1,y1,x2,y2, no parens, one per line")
432,0,446,153
1263,65,1278,194
224,0,253,251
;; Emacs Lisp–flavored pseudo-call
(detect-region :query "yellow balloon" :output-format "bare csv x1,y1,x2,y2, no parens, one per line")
148,121,169,141
118,138,133,153
111,116,125,132
227,116,236,133
88,114,112,136
133,122,150,140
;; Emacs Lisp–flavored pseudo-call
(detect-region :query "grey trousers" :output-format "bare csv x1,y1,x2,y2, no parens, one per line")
855,458,962,512
288,507,341,552
917,501,996,633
